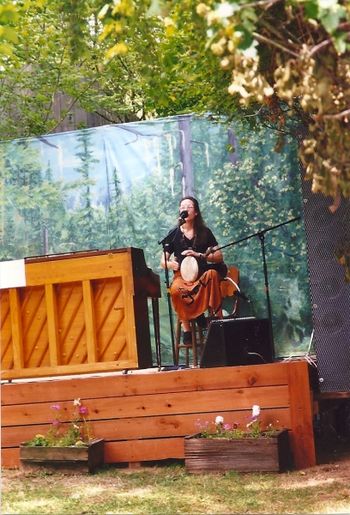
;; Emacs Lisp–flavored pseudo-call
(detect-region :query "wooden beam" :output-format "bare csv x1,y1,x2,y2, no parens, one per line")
287,361,316,469
1,363,290,404
82,280,97,363
0,359,137,381
104,438,184,463
45,284,60,367
9,289,24,369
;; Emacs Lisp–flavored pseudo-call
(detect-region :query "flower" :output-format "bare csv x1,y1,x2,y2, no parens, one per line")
24,399,94,447
252,405,260,418
79,405,89,416
196,406,282,440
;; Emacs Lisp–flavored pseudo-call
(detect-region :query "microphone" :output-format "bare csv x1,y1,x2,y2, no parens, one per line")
178,210,188,225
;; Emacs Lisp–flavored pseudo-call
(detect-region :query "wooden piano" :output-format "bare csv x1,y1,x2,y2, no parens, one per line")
0,248,161,380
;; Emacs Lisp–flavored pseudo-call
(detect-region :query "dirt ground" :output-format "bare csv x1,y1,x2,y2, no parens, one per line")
304,439,350,486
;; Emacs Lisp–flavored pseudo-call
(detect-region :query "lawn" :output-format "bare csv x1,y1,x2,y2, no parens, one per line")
2,460,350,514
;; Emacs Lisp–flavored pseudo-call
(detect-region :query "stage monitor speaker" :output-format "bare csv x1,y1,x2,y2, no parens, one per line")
200,317,272,368
301,174,350,392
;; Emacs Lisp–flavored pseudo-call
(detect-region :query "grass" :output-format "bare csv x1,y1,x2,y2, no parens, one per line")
2,462,350,514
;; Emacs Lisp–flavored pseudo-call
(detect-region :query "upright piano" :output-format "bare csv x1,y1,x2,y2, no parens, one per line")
0,248,161,380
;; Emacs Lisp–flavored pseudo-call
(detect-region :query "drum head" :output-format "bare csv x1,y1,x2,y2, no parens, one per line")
180,256,199,282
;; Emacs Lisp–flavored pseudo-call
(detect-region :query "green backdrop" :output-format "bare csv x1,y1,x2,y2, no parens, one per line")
0,114,312,363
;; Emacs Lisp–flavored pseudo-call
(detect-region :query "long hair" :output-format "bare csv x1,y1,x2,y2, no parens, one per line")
179,196,207,247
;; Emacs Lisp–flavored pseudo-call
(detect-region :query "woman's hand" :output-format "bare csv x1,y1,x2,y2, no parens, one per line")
205,246,223,263
168,258,180,271
181,249,203,259
161,252,180,271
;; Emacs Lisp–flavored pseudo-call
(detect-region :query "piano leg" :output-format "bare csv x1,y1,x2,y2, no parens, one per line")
151,297,161,368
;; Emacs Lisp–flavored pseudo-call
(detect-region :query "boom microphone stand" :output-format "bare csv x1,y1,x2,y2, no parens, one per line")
158,226,182,365
210,216,301,361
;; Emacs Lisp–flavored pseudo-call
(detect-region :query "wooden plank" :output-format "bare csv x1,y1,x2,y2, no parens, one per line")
2,385,289,426
0,358,138,380
0,291,14,369
45,284,60,367
1,363,291,405
104,438,184,463
2,424,53,447
93,408,291,441
1,448,20,469
287,361,316,469
9,289,24,369
25,252,133,288
21,287,49,369
82,280,97,363
1,408,292,447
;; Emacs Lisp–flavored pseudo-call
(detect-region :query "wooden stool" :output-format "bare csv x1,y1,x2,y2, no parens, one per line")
174,318,205,367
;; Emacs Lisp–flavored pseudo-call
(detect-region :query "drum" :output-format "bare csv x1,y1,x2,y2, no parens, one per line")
180,256,199,282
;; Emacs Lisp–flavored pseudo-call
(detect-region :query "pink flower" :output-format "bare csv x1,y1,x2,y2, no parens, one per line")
50,404,61,411
79,406,89,416
223,423,231,430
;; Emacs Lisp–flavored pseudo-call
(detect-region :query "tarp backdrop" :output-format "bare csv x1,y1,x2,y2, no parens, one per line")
0,114,312,362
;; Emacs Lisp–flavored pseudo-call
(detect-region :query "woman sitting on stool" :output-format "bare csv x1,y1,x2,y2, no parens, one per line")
161,196,227,345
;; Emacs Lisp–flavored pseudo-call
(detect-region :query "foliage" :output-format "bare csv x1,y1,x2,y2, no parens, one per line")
0,1,19,60
23,399,94,447
194,0,350,201
0,0,163,139
196,405,282,439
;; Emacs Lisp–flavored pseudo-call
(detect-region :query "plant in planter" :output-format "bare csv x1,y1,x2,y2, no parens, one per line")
185,405,292,474
20,399,104,473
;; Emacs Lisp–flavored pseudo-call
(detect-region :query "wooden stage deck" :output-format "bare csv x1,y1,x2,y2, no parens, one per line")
1,360,316,470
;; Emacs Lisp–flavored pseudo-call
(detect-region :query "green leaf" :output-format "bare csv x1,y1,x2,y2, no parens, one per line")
0,26,18,44
235,25,253,51
0,41,13,55
303,0,319,18
0,4,19,24
332,30,348,54
319,4,346,33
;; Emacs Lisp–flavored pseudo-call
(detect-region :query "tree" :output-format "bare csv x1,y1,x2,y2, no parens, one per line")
97,0,350,198
193,0,350,200
0,0,164,139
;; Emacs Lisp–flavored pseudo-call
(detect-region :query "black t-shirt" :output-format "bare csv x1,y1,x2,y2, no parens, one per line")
164,226,218,266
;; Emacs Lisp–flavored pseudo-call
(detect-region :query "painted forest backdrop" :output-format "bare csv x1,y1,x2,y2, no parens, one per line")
0,114,312,362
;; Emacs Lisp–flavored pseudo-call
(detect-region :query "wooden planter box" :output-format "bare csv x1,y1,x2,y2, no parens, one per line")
20,439,104,474
184,430,292,474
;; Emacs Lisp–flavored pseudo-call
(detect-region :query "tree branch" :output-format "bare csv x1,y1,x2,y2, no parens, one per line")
241,0,282,10
308,39,332,57
322,109,350,121
253,31,300,57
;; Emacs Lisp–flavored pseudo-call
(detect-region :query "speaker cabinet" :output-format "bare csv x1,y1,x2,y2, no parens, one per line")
301,176,350,392
200,317,272,368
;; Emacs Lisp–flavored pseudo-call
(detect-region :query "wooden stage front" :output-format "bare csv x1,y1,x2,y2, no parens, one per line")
1,360,316,470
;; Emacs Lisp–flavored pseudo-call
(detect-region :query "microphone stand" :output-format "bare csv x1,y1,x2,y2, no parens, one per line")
158,224,183,365
212,216,301,361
